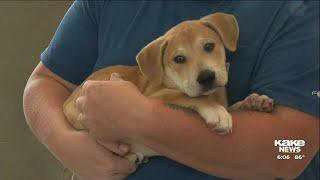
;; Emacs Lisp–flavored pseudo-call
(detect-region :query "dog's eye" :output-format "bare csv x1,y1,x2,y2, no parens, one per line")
203,43,215,52
174,55,186,64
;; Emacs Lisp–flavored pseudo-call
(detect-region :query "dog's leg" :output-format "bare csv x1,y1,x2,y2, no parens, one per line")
121,138,158,165
124,152,145,165
229,93,274,112
196,103,232,134
169,103,232,134
154,93,232,134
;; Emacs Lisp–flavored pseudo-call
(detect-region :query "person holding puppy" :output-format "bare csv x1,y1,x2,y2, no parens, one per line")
23,1,319,180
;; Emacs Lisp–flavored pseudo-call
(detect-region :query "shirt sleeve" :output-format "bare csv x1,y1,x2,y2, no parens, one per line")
250,1,319,116
40,0,102,85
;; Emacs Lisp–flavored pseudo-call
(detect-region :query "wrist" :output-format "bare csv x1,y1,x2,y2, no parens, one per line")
129,98,161,140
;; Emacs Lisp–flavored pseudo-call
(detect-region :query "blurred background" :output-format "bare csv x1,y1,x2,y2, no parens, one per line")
0,1,72,179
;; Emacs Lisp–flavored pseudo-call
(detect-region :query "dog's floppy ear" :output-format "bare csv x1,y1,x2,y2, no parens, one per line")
200,13,239,52
136,37,168,85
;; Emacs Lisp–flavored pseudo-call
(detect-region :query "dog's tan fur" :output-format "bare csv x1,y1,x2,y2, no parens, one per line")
63,13,273,166
64,12,238,163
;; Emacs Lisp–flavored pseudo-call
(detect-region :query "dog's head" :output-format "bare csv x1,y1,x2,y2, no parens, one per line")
137,13,239,97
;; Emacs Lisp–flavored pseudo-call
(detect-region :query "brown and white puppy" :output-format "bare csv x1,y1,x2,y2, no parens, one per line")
63,13,273,165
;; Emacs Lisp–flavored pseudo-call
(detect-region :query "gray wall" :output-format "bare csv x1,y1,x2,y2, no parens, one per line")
0,1,72,179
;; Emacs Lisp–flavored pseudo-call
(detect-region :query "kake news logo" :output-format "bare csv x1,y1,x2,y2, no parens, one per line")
274,140,305,153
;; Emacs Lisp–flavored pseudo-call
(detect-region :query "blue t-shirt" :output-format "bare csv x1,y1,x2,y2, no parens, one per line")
41,1,319,179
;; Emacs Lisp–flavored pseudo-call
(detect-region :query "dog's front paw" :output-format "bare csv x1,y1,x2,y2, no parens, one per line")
199,106,232,135
124,152,145,165
242,93,274,112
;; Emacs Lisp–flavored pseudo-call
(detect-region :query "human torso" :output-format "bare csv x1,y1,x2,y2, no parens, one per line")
90,1,317,179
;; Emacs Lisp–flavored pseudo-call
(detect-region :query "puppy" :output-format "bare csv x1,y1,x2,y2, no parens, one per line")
63,13,273,166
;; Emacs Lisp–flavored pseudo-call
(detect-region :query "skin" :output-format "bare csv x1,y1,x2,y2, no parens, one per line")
24,63,319,179
23,63,136,180
77,75,319,179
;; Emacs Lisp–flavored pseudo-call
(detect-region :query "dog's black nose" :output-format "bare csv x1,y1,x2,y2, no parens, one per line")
197,70,215,90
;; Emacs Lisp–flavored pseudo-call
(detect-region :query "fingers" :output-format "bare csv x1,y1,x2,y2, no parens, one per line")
106,153,137,174
80,75,125,102
109,73,123,81
77,112,88,126
82,80,99,93
82,80,105,98
96,139,130,156
76,112,130,156
75,96,86,113
83,74,123,92
75,96,94,130
96,138,136,174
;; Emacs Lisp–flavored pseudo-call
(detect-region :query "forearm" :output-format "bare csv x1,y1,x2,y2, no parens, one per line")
134,101,319,179
23,73,74,152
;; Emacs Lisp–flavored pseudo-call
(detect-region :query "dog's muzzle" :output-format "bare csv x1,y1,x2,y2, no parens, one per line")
197,69,215,92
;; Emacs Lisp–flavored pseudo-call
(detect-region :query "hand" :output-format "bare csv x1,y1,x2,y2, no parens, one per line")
57,130,136,180
75,73,151,141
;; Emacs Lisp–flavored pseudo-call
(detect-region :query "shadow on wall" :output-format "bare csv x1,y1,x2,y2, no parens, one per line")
0,1,72,180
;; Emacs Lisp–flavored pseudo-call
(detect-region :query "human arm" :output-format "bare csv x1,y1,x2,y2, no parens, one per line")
23,63,136,180
23,0,138,179
76,2,319,179
77,77,318,179
134,101,319,179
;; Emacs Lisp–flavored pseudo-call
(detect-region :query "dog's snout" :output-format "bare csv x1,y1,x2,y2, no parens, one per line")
197,70,215,90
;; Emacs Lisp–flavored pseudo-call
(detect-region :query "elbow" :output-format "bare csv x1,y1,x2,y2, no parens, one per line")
23,80,32,115
23,77,53,139
23,77,45,124
23,79,37,123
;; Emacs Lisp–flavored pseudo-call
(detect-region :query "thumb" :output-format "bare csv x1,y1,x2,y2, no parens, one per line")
109,73,123,81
